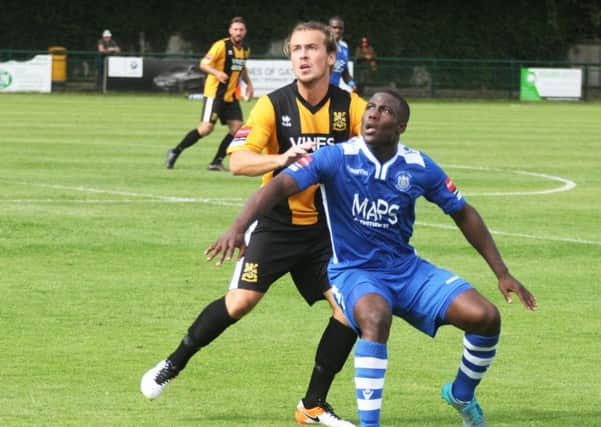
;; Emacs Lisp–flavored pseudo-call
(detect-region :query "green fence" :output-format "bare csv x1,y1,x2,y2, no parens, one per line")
2,49,600,99
361,57,600,100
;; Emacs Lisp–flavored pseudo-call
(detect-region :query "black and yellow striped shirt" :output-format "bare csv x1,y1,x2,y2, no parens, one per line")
201,38,250,102
228,82,366,228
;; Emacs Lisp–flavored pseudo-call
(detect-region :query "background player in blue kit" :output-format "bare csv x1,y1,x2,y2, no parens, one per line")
328,17,357,92
206,90,537,427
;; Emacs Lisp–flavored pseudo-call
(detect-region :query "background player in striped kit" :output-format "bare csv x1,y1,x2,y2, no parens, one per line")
166,16,253,171
205,90,537,427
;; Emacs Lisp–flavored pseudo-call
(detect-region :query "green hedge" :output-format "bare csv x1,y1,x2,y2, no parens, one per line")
1,0,599,60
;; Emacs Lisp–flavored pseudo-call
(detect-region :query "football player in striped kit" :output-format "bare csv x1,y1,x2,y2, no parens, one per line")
166,17,253,171
144,21,365,427
206,90,537,427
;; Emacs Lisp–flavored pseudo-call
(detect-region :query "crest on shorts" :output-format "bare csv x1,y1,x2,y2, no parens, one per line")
332,111,347,132
242,262,258,283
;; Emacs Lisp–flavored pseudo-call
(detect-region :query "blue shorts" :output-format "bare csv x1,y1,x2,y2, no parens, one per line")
329,258,472,337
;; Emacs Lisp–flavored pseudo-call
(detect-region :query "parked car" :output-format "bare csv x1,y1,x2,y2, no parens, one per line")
153,65,205,93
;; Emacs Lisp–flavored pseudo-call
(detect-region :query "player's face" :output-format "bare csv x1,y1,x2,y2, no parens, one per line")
362,93,405,146
329,20,344,41
229,23,247,45
289,29,336,84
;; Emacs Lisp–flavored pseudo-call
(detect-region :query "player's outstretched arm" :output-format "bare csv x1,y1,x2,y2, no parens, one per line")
230,142,315,176
451,203,537,310
205,173,301,265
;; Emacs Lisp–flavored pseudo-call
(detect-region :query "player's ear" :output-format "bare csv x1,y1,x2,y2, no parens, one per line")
398,123,407,134
327,52,336,67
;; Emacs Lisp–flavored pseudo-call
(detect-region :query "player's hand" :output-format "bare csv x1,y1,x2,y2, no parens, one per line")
498,273,537,311
245,84,254,101
216,71,229,84
204,227,246,266
279,142,316,168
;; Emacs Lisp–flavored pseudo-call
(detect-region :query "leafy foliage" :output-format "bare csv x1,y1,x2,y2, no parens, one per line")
2,0,600,59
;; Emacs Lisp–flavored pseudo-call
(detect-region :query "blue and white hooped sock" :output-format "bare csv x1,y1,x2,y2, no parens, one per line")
452,333,499,402
354,339,387,427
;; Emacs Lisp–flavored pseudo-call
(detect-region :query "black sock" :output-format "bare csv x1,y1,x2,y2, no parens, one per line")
303,317,357,407
174,129,202,153
210,133,234,164
167,296,237,371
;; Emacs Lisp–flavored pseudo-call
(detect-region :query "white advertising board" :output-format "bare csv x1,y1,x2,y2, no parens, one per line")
245,59,354,97
520,68,582,101
108,57,143,78
0,55,52,93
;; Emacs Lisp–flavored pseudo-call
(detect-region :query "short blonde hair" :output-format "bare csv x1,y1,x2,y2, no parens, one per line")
283,21,337,57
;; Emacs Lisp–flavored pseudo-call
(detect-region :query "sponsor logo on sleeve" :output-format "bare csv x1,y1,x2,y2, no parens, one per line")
231,126,251,147
297,156,312,166
445,176,463,200
289,155,313,172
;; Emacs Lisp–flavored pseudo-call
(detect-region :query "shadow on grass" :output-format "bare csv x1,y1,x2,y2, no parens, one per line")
388,408,601,426
177,407,601,426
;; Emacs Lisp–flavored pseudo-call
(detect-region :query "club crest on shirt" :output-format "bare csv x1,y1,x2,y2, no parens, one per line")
395,171,412,192
332,111,347,131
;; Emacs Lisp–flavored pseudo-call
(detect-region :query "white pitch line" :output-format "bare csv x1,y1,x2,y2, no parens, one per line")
0,180,245,206
416,221,601,246
1,199,242,204
2,175,595,246
443,164,576,196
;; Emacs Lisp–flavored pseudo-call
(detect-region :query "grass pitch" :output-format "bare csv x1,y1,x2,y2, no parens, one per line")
1,93,600,426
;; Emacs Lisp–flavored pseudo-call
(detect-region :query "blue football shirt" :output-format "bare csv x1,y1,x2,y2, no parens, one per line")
330,40,349,86
284,137,466,273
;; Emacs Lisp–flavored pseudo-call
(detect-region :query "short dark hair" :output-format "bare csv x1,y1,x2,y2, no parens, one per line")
284,21,337,57
230,16,246,26
329,16,344,26
379,90,410,124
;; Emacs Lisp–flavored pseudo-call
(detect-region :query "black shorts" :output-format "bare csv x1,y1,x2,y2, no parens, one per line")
229,223,331,305
200,96,243,125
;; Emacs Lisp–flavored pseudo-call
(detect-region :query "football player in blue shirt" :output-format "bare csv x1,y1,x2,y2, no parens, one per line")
328,17,357,92
206,90,537,427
